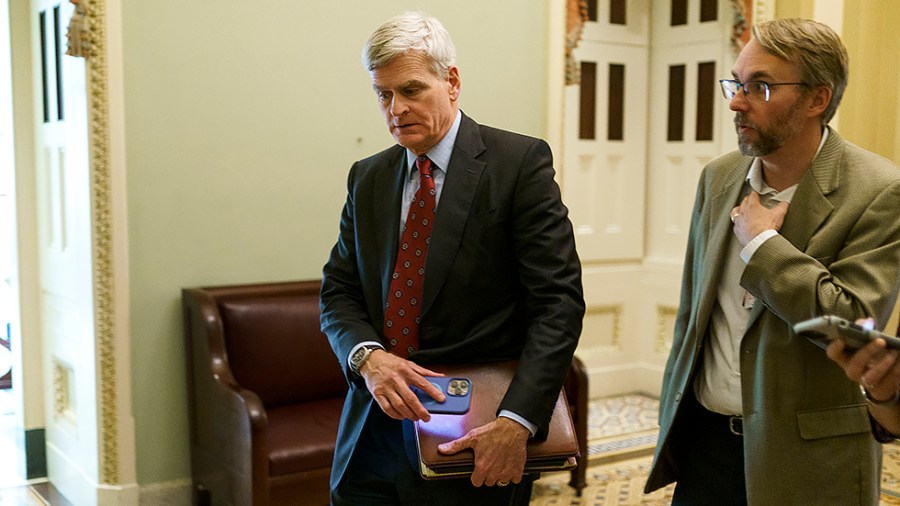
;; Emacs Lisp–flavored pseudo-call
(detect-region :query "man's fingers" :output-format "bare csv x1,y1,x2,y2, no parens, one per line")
411,363,445,378
374,394,402,419
438,435,469,455
890,354,900,377
383,393,414,420
872,348,898,374
825,339,848,364
363,352,444,421
397,383,431,421
854,340,888,370
865,347,898,384
469,469,486,487
410,373,446,399
375,384,427,421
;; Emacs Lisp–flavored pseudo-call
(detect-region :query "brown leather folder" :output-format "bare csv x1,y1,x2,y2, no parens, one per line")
411,361,578,479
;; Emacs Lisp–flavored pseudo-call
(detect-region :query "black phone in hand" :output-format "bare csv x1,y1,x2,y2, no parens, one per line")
794,315,900,351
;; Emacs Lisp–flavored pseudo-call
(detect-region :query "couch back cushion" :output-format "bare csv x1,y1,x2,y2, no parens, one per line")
218,294,347,407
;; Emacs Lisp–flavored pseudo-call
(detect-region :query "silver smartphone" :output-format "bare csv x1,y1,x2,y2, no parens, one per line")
793,315,900,350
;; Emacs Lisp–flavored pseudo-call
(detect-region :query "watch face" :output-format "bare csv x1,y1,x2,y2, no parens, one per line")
351,347,368,365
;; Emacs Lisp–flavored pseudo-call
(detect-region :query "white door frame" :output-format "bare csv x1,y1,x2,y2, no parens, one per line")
22,0,135,502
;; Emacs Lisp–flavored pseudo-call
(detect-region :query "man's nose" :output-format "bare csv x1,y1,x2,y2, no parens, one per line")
390,95,409,116
729,90,749,112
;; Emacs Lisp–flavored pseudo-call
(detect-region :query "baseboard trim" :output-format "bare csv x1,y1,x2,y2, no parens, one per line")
24,427,46,479
138,479,192,505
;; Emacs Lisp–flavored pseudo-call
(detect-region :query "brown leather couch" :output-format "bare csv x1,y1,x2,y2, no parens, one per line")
183,279,589,504
182,280,345,506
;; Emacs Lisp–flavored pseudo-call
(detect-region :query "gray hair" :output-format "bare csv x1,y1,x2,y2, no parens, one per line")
362,12,457,79
752,18,848,125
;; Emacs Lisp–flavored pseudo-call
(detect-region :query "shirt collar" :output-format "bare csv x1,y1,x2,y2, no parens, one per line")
745,128,829,203
405,110,461,178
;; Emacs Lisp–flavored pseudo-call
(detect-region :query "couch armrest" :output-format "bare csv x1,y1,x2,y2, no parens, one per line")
183,288,270,505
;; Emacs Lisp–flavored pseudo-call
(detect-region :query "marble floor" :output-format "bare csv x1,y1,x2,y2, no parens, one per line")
581,394,660,467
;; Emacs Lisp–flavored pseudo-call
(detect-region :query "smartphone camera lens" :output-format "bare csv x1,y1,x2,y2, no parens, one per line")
447,379,469,396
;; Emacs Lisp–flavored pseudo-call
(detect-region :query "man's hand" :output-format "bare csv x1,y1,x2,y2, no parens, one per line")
731,191,789,246
437,417,530,487
826,319,900,404
360,350,444,422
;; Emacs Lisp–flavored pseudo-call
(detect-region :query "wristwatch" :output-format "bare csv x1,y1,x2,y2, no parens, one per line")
861,384,900,407
349,345,380,374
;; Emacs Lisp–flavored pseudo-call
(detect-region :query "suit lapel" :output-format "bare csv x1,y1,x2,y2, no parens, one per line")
421,113,486,315
372,148,408,303
776,130,840,248
695,158,752,333
745,128,840,326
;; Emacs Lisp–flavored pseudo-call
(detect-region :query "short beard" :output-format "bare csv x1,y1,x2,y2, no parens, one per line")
735,116,782,156
735,103,804,157
737,129,782,157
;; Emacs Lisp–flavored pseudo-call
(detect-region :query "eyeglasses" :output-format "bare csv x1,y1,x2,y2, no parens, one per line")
719,79,807,102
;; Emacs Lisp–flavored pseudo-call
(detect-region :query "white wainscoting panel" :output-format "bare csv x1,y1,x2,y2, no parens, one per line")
564,1,737,402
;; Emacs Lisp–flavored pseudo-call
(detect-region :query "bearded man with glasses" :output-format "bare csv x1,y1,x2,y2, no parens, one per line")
645,18,900,505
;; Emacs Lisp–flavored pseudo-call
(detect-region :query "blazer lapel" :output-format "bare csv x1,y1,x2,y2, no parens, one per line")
421,113,486,315
695,158,752,334
372,148,408,303
776,130,840,248
745,128,840,326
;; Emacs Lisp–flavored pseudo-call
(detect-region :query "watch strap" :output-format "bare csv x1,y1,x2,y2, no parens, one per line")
350,344,382,374
861,385,900,407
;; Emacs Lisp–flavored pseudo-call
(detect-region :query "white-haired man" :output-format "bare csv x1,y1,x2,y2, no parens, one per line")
321,11,584,505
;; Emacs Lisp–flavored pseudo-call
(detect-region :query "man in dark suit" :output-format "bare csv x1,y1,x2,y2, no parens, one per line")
320,11,584,506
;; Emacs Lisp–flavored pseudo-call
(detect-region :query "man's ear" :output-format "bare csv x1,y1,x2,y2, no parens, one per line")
807,85,832,118
447,66,461,101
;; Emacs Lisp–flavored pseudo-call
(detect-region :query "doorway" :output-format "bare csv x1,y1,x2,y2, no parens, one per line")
559,0,737,395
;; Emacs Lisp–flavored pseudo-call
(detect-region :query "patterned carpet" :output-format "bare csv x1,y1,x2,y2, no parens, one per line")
530,394,900,505
530,395,669,505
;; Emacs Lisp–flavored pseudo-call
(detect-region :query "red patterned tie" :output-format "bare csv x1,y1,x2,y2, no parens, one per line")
383,156,436,357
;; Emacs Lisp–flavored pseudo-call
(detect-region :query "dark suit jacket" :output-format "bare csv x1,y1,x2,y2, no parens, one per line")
645,129,900,505
320,113,585,489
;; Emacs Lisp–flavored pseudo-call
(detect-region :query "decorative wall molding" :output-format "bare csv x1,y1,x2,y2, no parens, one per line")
730,0,752,53
565,0,589,85
730,0,777,53
52,360,71,421
585,304,623,351
655,305,678,353
85,0,119,484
